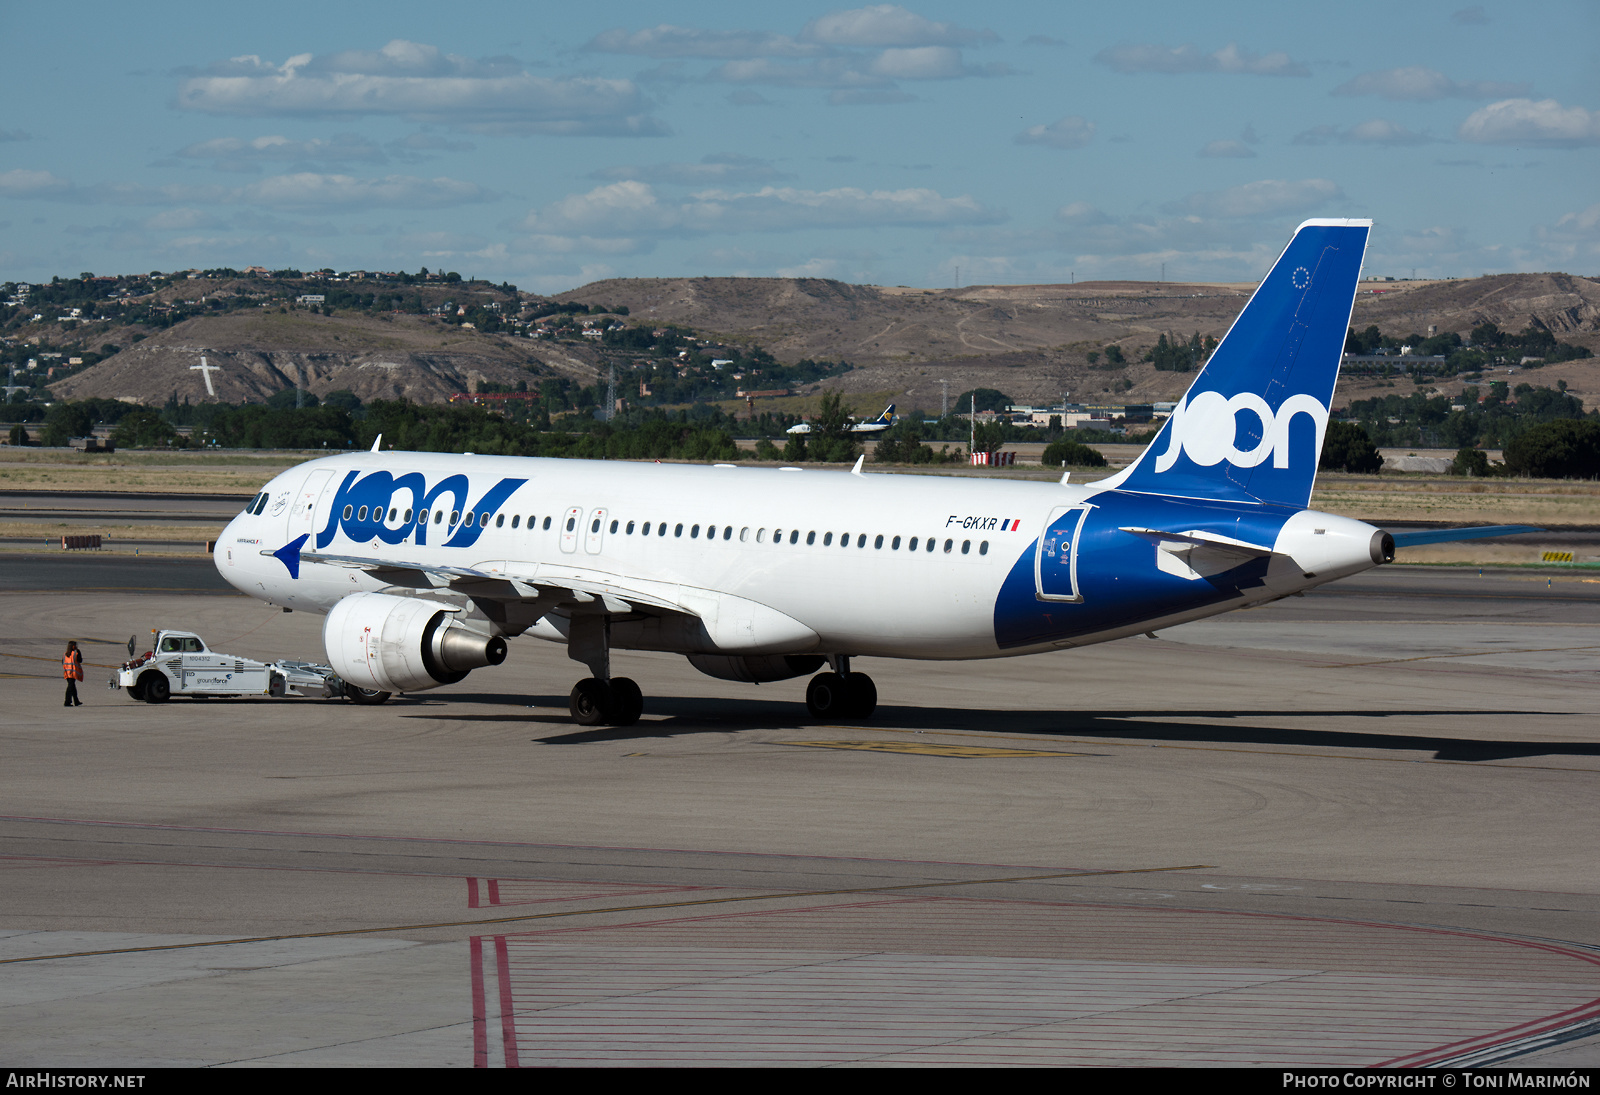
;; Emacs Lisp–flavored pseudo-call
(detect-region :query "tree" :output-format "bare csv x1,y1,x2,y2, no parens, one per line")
1450,447,1490,477
1319,421,1383,473
806,390,859,462
1502,419,1600,479
951,388,1012,415
1041,438,1107,468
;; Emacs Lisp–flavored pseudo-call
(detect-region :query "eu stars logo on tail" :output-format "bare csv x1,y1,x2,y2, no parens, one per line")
1115,218,1371,509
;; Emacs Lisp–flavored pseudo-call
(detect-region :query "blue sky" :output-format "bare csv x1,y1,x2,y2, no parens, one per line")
3,1,1597,291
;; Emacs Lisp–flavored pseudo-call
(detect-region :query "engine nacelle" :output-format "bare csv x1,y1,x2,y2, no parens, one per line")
324,592,506,694
686,654,825,684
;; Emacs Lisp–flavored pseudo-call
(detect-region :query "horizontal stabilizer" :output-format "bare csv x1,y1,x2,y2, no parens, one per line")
1119,526,1274,556
1388,525,1543,548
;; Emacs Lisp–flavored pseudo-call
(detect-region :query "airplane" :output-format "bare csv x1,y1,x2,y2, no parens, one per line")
785,403,896,434
216,219,1534,727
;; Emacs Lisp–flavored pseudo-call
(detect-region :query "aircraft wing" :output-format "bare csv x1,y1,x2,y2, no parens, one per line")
1386,525,1542,548
298,551,678,614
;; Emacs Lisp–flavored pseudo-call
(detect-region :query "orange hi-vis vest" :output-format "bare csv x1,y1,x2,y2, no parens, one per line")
64,651,83,681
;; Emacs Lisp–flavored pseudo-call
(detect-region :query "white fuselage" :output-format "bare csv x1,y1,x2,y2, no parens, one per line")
216,451,1380,664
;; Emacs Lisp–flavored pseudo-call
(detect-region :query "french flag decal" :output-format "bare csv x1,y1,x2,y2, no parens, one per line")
1003,518,1020,532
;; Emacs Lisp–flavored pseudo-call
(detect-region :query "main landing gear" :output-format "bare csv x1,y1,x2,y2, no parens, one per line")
565,615,643,727
805,655,877,721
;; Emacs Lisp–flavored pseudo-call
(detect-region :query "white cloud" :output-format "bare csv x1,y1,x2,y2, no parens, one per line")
175,134,387,171
0,169,73,198
1294,119,1436,146
520,179,1001,243
1170,178,1343,219
1198,140,1256,158
0,168,492,210
1458,99,1600,147
175,39,666,137
584,25,824,59
711,57,889,89
1095,42,1308,77
1016,116,1095,150
592,155,790,186
1332,66,1527,101
800,6,996,48
235,172,494,209
1452,6,1489,24
830,88,918,105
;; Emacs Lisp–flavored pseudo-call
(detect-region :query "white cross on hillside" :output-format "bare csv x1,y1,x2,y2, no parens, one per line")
190,355,220,397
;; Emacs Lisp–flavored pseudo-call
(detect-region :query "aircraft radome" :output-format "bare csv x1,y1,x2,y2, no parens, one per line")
217,220,1532,726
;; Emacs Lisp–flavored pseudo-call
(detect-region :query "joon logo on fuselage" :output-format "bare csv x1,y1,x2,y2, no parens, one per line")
315,469,527,550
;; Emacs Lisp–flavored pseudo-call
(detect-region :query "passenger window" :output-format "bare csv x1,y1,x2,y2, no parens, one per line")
979,540,989,555
857,534,866,548
874,534,884,549
705,525,715,539
592,518,601,534
659,522,668,536
610,519,619,534
675,523,684,537
435,511,444,525
691,524,700,538
909,536,918,551
756,528,765,543
723,527,733,541
790,530,799,544
823,532,833,546
961,540,970,554
480,512,490,527
806,531,816,545
511,515,519,528
740,527,749,542
464,511,474,526
357,506,368,521
405,508,414,523
944,539,953,553
626,521,634,534
451,510,461,526
839,531,847,546
891,536,900,550
566,517,576,532
496,514,504,528
543,516,551,530
926,538,935,553
343,505,354,520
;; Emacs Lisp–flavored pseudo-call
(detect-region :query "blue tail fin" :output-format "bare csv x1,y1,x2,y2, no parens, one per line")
1114,219,1371,508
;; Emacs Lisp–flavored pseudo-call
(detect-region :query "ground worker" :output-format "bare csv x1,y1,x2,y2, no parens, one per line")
63,641,84,707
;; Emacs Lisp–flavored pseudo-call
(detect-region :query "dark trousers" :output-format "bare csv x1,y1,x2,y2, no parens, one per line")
64,679,80,706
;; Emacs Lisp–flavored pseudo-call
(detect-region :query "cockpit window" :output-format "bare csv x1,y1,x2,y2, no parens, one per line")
160,638,181,653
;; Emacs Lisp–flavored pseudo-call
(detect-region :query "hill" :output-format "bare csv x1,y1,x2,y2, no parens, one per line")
46,311,600,406
559,273,1600,412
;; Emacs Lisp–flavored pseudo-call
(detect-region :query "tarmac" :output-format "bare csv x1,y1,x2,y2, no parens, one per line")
1,553,1597,1067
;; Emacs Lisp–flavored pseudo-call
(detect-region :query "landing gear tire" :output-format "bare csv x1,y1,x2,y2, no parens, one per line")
142,673,170,704
847,673,877,719
346,686,391,706
570,678,611,726
609,677,643,727
806,672,876,721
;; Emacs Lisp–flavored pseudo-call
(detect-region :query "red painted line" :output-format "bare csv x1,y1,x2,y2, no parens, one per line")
495,935,519,1069
469,935,487,1068
487,878,500,906
467,877,480,909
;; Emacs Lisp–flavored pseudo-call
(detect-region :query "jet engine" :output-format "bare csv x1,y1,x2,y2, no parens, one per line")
686,654,825,684
324,592,506,694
